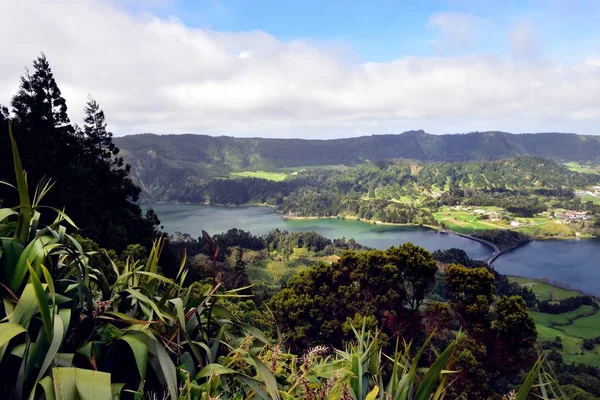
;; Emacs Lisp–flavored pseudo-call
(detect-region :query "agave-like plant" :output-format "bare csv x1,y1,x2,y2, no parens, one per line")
0,123,111,399
0,125,267,399
0,122,568,399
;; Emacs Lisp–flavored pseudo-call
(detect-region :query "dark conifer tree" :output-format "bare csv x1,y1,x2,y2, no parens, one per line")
82,96,122,167
0,54,158,250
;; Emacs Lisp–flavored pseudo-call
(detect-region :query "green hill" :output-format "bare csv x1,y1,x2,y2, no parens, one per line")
115,131,600,200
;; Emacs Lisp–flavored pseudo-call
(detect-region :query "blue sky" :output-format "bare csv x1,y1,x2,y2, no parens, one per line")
136,0,600,61
2,0,600,137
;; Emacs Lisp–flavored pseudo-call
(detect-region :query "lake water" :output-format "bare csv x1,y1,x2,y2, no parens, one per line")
148,203,492,259
493,240,600,296
148,203,600,295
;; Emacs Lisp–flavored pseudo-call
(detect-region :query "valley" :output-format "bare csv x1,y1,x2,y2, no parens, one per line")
150,202,600,296
510,277,600,367
4,3,600,395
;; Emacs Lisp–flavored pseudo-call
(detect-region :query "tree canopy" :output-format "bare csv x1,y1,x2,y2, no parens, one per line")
0,54,157,250
269,243,437,349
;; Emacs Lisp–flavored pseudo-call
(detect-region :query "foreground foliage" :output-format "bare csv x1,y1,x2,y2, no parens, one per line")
0,123,569,399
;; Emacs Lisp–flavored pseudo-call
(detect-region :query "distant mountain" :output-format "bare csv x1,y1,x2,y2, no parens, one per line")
114,130,600,200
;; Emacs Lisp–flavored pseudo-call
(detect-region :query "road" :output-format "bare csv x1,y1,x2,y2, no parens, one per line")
441,229,502,266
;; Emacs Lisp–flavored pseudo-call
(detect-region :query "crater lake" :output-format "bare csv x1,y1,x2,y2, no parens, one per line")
148,203,600,295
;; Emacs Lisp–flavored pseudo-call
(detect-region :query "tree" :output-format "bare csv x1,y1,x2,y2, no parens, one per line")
1,55,158,250
269,243,437,350
387,243,438,310
493,295,538,373
445,264,495,336
82,96,123,166
10,54,75,172
445,265,538,397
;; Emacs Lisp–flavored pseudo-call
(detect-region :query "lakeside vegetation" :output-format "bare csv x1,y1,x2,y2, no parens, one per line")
126,155,600,240
3,54,600,399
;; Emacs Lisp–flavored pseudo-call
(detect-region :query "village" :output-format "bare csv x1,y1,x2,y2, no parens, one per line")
434,204,596,238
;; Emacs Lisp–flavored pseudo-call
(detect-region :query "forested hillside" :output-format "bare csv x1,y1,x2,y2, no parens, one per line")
116,131,600,197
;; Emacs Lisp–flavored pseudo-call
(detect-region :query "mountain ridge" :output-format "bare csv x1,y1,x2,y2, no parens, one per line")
113,130,600,200
115,129,600,166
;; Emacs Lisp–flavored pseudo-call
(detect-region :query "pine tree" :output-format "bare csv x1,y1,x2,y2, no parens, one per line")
82,96,123,167
1,54,158,250
12,53,72,131
10,54,76,175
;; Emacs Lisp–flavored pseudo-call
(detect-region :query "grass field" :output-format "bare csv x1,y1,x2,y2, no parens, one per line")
580,194,600,204
509,276,580,301
433,207,505,234
564,162,600,174
510,276,600,367
230,170,288,181
530,306,595,326
280,164,350,172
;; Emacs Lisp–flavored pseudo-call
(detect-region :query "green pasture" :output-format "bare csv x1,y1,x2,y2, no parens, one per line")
280,164,350,172
433,208,503,234
530,306,595,326
580,194,600,204
230,170,288,181
511,276,600,367
564,162,600,174
509,276,581,301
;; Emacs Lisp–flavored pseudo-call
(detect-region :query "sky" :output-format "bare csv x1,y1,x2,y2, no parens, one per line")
1,0,600,138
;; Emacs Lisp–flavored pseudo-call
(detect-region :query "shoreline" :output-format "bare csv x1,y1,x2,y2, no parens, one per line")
146,201,596,296
144,201,595,242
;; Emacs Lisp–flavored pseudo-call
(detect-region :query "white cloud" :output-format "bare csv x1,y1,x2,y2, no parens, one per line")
509,20,542,59
237,51,253,59
568,108,600,120
427,12,492,52
1,0,600,137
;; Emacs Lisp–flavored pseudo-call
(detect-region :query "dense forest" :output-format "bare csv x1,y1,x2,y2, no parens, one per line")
115,130,600,202
116,131,600,184
2,55,600,399
124,154,600,236
118,151,600,204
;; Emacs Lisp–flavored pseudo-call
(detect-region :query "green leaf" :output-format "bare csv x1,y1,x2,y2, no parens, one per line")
118,334,148,380
11,234,53,292
516,357,543,400
236,321,270,345
8,122,32,244
27,260,53,342
111,383,126,400
37,206,78,229
52,367,77,400
124,289,168,322
40,264,55,307
36,317,66,384
235,374,272,400
52,367,112,400
132,332,178,400
0,237,24,286
250,355,281,400
9,283,40,328
0,208,17,222
196,363,237,379
0,321,26,347
415,334,459,400
38,376,56,400
168,297,185,327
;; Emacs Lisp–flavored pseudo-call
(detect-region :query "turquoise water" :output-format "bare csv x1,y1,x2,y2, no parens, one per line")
148,203,492,259
149,203,600,295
